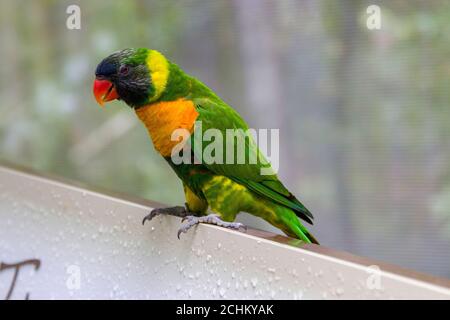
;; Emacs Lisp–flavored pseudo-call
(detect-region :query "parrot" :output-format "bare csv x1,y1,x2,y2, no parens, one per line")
93,48,319,244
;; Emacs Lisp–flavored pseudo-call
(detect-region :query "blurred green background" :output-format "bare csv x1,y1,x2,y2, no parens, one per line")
1,0,449,278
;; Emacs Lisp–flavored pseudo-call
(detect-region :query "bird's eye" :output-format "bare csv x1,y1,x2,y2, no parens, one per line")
119,65,130,76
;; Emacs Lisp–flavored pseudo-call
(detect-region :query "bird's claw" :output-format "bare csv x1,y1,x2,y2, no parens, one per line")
177,214,247,239
237,223,248,231
143,206,188,226
142,208,160,225
177,228,186,240
177,215,198,239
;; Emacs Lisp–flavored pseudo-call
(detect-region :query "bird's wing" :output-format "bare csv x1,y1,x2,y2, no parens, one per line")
191,97,314,224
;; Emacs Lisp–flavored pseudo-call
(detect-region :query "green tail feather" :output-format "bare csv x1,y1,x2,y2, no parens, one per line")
293,221,320,244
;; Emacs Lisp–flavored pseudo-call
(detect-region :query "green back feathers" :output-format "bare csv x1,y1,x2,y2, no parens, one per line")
189,96,314,225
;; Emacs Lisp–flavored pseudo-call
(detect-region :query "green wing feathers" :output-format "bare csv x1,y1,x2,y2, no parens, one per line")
191,97,315,225
239,179,314,225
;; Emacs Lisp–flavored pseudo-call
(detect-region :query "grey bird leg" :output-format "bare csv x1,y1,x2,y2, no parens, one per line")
177,214,247,239
142,205,192,225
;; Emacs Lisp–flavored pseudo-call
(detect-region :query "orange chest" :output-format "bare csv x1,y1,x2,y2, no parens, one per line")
135,100,199,157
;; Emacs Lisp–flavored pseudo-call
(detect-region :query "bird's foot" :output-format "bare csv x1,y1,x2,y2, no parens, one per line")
177,214,247,239
142,206,189,225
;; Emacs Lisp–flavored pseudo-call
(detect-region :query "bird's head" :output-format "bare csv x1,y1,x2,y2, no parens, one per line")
93,48,169,108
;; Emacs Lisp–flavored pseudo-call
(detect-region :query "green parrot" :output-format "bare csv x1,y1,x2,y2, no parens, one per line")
93,48,318,244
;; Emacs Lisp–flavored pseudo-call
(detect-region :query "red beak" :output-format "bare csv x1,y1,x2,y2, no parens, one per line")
93,79,119,106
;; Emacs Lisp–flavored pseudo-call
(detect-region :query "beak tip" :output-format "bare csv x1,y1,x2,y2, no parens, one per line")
95,96,105,107
93,78,118,107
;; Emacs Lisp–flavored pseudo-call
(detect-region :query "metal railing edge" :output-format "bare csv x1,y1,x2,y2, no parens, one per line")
1,160,449,292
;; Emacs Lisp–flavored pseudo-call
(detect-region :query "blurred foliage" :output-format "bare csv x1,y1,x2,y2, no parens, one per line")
0,0,449,278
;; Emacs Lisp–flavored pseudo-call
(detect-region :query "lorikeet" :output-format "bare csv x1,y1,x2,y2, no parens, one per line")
93,48,319,244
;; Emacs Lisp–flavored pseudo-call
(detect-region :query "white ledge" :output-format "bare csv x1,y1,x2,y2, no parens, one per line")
0,162,449,300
